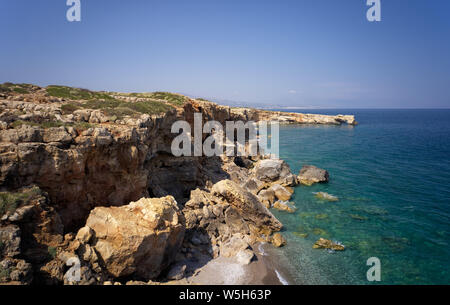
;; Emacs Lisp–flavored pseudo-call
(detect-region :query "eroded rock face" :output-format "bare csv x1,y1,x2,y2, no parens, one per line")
298,165,329,186
83,196,185,279
211,180,282,232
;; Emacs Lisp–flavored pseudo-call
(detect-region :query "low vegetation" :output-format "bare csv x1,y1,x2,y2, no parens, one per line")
81,99,174,119
0,82,34,94
60,103,82,114
11,119,94,131
47,246,57,259
46,85,115,101
0,187,41,217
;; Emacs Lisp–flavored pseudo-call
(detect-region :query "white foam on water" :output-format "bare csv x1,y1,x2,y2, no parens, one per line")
275,269,289,285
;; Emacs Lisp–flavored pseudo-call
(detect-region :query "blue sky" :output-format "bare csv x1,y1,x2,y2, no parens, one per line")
1,0,449,108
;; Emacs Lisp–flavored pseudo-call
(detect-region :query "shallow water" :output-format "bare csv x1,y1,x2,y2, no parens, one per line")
269,109,450,285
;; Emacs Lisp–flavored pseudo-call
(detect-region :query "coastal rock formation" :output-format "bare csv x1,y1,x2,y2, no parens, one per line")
81,196,185,279
298,165,329,186
313,238,345,251
0,83,353,284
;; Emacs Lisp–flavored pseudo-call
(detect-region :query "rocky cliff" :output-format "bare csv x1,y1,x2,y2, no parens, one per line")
0,83,355,284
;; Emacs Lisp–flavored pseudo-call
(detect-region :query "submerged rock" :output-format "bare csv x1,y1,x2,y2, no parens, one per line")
350,214,368,221
298,165,329,186
83,196,185,279
314,192,338,202
273,201,296,213
293,232,308,238
313,238,345,251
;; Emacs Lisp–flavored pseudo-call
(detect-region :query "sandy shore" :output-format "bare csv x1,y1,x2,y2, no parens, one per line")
168,243,293,285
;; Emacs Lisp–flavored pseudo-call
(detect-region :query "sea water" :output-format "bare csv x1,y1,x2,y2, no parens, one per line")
268,109,450,285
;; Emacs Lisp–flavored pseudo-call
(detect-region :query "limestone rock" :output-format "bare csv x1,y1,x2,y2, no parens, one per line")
235,249,255,265
211,180,282,232
257,189,275,208
75,226,94,244
270,184,292,201
85,196,185,279
271,233,287,247
253,159,297,186
220,234,250,257
298,165,329,186
0,225,21,258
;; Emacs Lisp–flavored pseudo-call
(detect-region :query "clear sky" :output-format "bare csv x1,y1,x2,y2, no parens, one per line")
1,0,449,108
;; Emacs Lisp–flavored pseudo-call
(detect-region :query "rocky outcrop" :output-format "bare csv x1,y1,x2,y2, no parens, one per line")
298,165,329,186
0,83,351,284
253,159,297,187
80,196,185,279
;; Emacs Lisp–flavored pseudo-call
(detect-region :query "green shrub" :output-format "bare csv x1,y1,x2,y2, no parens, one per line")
73,122,94,131
82,99,123,110
48,246,57,259
148,92,187,106
126,100,174,115
0,266,10,279
0,187,42,216
46,85,93,100
0,192,22,216
13,87,28,94
11,120,66,129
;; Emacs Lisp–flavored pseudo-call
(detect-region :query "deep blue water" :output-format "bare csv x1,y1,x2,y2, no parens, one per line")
268,109,450,285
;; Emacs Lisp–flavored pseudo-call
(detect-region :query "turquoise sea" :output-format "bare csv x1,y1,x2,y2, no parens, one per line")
268,109,450,285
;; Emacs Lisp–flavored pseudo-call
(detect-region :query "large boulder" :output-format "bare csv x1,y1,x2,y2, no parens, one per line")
253,159,297,186
211,179,282,232
298,165,329,186
83,196,185,279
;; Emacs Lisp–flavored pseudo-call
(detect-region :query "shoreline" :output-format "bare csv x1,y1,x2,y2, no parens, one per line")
170,242,294,285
